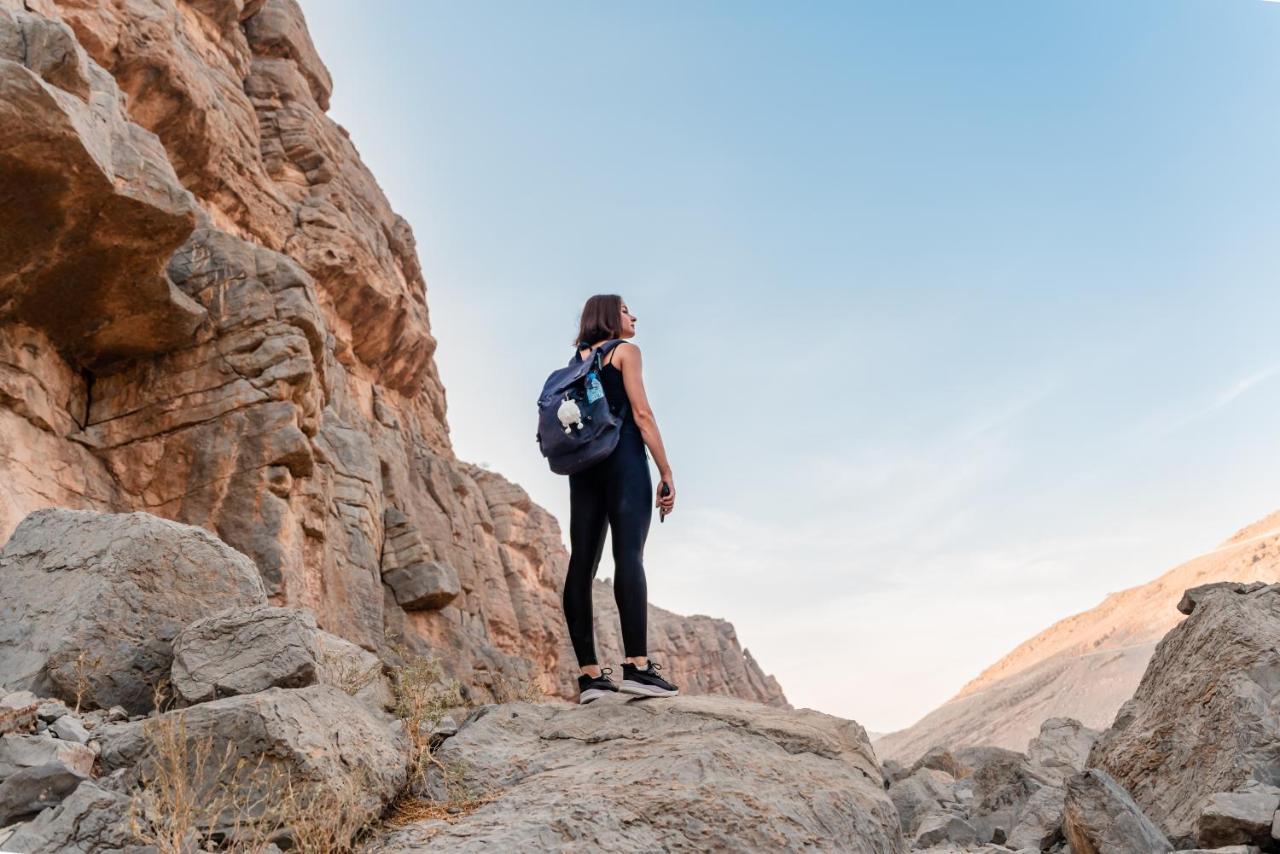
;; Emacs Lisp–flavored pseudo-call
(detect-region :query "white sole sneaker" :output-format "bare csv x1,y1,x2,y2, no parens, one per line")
619,680,679,698
579,687,616,704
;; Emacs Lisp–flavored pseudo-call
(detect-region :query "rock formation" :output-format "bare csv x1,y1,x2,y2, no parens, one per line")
880,580,1280,852
0,0,782,708
1088,581,1280,847
0,508,267,713
373,694,904,852
0,513,884,851
883,717,1102,851
877,510,1280,762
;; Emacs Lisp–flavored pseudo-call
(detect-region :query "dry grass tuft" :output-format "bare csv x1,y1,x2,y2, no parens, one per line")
67,648,104,713
385,790,499,827
487,670,547,705
127,706,273,852
387,645,463,791
319,646,383,698
126,682,382,853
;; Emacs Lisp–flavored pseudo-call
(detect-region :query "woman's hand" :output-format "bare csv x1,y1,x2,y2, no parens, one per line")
656,474,676,517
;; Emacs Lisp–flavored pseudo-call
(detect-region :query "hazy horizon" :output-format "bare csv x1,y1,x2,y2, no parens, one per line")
305,0,1280,732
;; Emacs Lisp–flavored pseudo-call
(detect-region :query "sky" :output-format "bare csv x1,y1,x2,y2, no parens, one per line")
304,0,1280,733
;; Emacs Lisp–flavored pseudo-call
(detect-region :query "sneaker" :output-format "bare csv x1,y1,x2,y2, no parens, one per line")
577,667,619,704
619,661,679,698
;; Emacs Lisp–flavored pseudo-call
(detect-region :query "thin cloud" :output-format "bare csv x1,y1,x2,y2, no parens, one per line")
1156,364,1280,436
1208,364,1280,413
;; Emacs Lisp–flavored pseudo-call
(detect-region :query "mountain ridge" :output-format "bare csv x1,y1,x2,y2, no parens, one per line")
875,508,1280,762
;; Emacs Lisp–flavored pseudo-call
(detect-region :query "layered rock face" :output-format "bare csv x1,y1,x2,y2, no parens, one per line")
0,0,783,706
877,510,1280,762
1089,581,1280,846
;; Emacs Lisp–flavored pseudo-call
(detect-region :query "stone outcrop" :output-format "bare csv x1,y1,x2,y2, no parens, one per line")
0,508,267,713
0,0,784,709
877,511,1280,762
1088,581,1280,845
371,694,903,852
0,4,204,365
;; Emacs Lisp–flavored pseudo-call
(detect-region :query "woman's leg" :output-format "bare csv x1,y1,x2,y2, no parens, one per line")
564,466,609,669
607,429,653,660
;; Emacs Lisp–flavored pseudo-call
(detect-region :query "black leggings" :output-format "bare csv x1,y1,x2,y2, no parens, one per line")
563,423,652,667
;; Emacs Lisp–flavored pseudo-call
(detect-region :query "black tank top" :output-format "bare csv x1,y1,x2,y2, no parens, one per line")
601,361,633,424
581,344,634,426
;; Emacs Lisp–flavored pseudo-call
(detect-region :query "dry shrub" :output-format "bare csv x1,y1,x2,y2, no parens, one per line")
63,648,104,713
387,645,463,791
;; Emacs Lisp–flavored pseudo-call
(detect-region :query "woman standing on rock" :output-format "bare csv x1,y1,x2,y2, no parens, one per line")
562,294,680,704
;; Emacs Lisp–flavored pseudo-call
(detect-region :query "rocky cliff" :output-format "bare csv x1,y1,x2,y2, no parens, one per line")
876,509,1280,762
0,0,783,707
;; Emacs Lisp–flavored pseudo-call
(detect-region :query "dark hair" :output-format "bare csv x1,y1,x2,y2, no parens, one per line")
573,294,623,347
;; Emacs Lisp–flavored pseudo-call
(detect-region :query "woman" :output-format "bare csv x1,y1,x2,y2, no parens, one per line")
564,294,679,704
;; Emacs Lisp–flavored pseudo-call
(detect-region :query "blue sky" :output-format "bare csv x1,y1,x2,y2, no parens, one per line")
305,1,1280,732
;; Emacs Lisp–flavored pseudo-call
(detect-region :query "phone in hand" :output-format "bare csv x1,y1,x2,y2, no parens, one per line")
659,481,671,523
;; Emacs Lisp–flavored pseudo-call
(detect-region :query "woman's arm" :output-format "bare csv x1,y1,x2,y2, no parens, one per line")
616,343,676,514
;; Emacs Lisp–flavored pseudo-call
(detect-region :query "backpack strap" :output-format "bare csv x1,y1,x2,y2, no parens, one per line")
572,338,627,368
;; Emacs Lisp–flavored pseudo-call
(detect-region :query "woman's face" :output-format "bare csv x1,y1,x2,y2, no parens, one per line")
620,302,637,337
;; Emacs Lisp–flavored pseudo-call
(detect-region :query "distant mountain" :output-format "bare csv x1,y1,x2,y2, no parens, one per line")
874,510,1280,763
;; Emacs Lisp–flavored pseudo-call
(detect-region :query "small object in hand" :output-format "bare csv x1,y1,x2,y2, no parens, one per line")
659,481,671,523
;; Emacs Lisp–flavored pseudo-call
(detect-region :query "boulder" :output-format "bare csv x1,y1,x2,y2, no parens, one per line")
954,746,1048,844
373,694,904,852
1006,784,1065,851
0,762,85,825
0,692,38,711
0,732,94,779
171,605,319,704
911,745,967,778
882,758,910,784
33,700,68,724
0,509,267,713
97,685,406,832
1088,583,1280,841
2,782,138,853
1193,787,1280,848
889,767,957,835
383,560,461,611
1025,717,1098,784
1061,769,1171,854
913,812,977,848
47,715,90,744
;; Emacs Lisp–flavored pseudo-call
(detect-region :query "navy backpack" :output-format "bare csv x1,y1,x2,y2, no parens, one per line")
536,339,629,475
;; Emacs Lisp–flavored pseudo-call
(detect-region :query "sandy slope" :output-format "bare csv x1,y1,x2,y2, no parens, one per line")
874,510,1280,763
